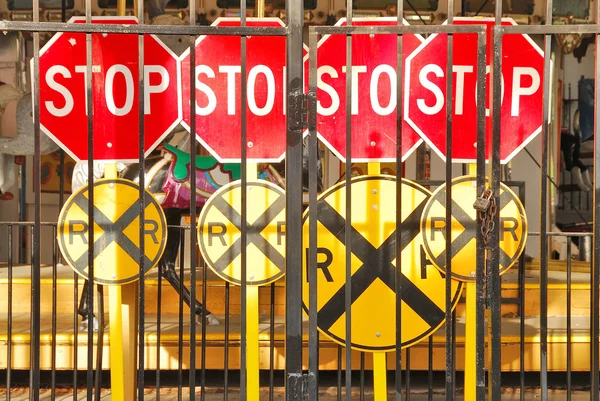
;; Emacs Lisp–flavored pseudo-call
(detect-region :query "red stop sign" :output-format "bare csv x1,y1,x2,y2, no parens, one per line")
305,18,424,163
37,17,181,162
180,18,288,163
405,17,547,164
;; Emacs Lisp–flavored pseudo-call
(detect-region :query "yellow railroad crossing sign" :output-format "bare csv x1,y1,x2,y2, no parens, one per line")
198,180,286,286
420,175,528,282
58,178,167,285
302,175,463,352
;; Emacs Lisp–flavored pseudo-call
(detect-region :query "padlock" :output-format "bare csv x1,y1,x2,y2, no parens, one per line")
473,190,492,212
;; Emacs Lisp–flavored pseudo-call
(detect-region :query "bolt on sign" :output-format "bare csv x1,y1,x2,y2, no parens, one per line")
305,18,425,163
198,180,286,286
180,18,289,163
36,17,182,162
58,179,168,285
420,176,528,282
302,176,463,351
405,17,548,164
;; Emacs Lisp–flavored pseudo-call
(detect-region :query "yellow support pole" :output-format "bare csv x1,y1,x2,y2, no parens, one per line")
246,3,262,395
373,352,387,401
464,163,477,401
106,2,138,401
367,161,387,400
247,286,260,401
464,282,476,401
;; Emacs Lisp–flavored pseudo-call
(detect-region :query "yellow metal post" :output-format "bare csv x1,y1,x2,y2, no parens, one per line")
247,286,260,401
106,162,139,401
373,352,387,401
367,161,387,400
464,282,476,401
107,2,138,400
464,163,477,401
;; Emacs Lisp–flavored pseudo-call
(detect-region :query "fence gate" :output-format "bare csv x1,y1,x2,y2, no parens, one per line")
1,0,600,400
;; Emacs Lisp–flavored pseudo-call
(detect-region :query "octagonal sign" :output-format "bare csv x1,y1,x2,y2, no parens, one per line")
180,18,288,163
305,18,425,163
36,16,182,163
405,17,548,164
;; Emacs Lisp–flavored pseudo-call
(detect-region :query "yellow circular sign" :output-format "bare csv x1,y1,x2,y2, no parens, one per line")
58,178,168,285
302,175,463,352
420,175,528,282
198,180,286,286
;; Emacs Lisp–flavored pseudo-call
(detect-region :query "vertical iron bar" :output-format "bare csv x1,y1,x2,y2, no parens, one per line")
490,0,503,394
18,162,26,265
591,2,600,397
94,285,104,401
285,0,306,398
201,261,208,401
405,349,411,401
7,225,13,401
359,353,364,401
178,229,185,401
337,346,342,401
519,190,526,401
428,337,433,401
224,282,230,401
156,260,162,401
138,4,147,396
567,238,572,401
308,25,319,401
539,0,554,397
344,3,353,400
240,0,248,397
189,0,198,394
84,0,95,397
395,0,405,400
73,271,79,400
30,0,42,395
475,28,487,401
52,226,58,400
269,283,276,401
445,3,455,401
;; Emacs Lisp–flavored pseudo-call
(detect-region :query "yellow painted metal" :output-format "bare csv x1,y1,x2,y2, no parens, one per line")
247,285,260,401
301,175,463,352
57,178,167,285
367,162,380,176
198,180,286,286
373,352,387,401
464,282,477,401
104,162,138,401
420,175,527,282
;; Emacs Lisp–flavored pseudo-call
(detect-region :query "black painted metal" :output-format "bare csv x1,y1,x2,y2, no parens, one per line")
308,22,319,401
444,4,455,401
567,240,572,401
30,0,41,396
224,282,230,401
7,225,13,400
285,0,305,398
475,28,487,401
178,229,185,401
270,283,276,401
52,227,58,400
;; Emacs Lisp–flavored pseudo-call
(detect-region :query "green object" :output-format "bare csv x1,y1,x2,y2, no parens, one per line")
164,144,242,181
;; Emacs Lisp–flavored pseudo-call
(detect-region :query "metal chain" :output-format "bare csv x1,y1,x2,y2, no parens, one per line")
478,189,497,245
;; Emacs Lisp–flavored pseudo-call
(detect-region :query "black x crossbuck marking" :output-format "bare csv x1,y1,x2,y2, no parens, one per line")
428,189,515,268
69,190,156,271
315,197,446,332
208,193,286,272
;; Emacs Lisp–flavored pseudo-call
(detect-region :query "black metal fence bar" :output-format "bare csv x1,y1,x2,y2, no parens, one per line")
7,225,13,401
284,0,305,398
137,0,147,396
444,4,455,400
